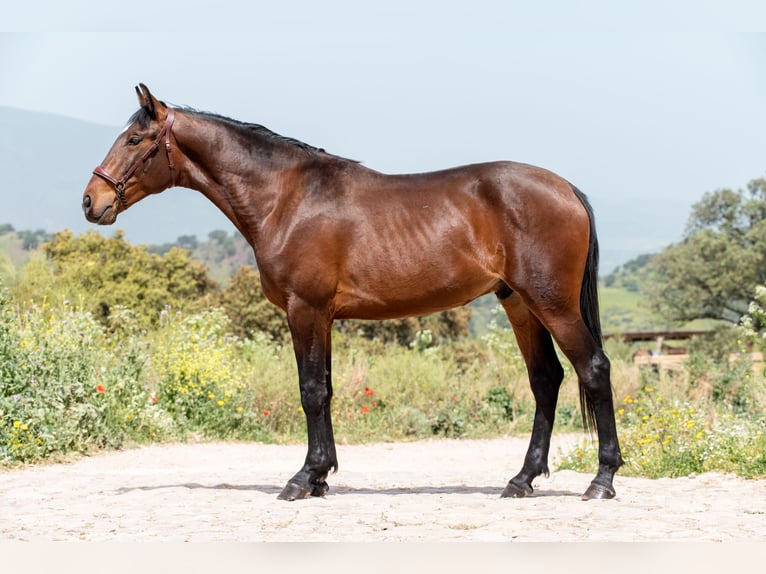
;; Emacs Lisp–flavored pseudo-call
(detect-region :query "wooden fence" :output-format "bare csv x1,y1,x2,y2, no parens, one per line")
605,330,763,373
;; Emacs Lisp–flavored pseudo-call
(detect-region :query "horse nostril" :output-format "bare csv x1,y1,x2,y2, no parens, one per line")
83,194,92,210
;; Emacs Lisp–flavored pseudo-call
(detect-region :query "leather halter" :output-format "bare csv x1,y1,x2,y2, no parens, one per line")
92,107,176,210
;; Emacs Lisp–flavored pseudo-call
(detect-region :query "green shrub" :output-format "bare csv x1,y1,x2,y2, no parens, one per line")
149,307,272,441
559,382,766,478
0,290,173,463
28,230,218,331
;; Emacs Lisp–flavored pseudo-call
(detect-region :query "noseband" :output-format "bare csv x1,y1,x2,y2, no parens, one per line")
92,108,176,210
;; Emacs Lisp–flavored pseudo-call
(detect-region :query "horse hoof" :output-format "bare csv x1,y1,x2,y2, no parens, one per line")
311,481,330,497
277,482,311,501
501,481,533,498
581,482,616,501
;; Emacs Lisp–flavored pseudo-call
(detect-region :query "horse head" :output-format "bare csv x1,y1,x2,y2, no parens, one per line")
82,84,176,224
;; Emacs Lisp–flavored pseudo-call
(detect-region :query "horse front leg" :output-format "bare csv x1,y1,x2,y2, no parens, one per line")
277,301,337,501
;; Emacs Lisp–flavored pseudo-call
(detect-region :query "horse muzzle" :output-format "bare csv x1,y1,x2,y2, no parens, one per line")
82,192,117,225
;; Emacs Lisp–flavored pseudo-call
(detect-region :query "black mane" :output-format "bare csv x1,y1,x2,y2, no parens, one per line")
129,104,356,162
193,108,327,154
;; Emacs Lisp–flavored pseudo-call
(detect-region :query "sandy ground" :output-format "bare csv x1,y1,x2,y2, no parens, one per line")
1,434,765,542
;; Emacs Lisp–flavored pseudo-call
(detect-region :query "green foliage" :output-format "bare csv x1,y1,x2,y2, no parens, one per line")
28,230,218,330
602,253,655,292
149,307,271,440
337,306,472,347
148,229,256,284
0,289,176,463
560,383,766,479
647,177,766,324
17,229,51,250
218,265,290,342
485,386,515,421
741,284,766,345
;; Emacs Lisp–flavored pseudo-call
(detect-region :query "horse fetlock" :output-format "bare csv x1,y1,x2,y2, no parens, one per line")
310,480,330,497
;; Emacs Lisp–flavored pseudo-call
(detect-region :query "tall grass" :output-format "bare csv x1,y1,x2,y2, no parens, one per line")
560,348,766,478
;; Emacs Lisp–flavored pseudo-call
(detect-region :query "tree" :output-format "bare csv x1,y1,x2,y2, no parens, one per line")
176,234,199,251
602,253,654,292
647,176,766,324
18,229,51,250
336,308,472,346
37,230,217,330
219,265,290,341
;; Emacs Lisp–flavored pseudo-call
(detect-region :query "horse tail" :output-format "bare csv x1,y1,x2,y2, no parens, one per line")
571,184,602,434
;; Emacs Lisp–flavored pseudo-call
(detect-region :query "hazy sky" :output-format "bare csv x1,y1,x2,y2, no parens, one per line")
2,2,765,270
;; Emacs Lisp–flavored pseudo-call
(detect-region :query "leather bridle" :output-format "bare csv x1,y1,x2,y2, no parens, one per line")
92,108,176,210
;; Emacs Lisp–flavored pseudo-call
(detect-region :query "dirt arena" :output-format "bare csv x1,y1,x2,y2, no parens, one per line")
2,434,765,542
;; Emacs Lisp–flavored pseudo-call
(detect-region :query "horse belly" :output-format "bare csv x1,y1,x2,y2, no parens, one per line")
333,244,500,320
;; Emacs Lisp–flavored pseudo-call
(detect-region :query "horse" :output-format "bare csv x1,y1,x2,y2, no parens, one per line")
82,84,623,501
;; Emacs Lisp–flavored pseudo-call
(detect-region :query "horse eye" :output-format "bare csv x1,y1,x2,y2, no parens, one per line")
127,135,142,146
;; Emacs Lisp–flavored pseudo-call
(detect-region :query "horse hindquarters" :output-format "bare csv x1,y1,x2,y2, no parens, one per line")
497,183,623,499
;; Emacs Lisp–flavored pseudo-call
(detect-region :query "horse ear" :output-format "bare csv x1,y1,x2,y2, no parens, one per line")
135,83,163,119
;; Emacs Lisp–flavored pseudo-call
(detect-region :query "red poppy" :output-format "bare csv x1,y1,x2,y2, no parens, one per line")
360,406,369,414
364,387,374,396
263,410,271,416
371,401,377,408
150,396,158,404
96,385,106,394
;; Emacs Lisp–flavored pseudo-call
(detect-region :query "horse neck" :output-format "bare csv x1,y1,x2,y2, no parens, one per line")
172,111,304,244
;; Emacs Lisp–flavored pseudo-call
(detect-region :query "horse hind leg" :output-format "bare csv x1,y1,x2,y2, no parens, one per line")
532,305,624,500
495,289,565,498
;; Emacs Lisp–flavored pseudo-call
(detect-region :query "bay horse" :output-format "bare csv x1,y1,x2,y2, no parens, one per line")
82,84,623,501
